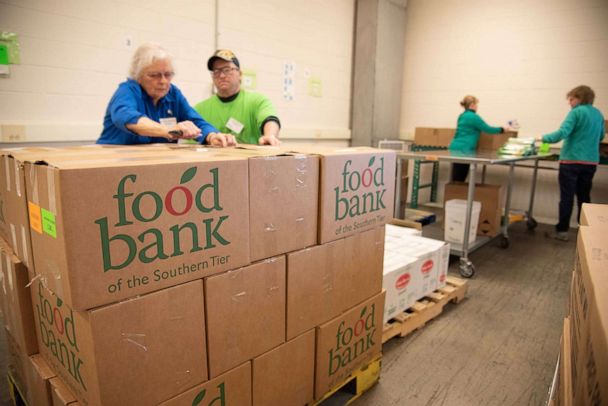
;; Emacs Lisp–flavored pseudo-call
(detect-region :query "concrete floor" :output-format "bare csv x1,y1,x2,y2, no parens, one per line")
0,221,573,406
353,221,573,406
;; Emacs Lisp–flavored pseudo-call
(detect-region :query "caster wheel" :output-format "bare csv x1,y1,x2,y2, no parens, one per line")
526,218,538,230
499,236,510,249
459,260,475,278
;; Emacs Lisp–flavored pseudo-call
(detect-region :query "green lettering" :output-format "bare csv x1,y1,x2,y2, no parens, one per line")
138,228,169,263
170,222,203,256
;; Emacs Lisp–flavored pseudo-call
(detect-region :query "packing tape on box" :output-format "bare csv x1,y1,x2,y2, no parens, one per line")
121,332,148,352
28,164,38,204
263,256,281,295
0,265,5,296
20,225,28,267
4,157,10,192
47,168,56,214
294,154,308,188
5,255,13,291
10,223,18,255
263,222,278,233
14,160,21,197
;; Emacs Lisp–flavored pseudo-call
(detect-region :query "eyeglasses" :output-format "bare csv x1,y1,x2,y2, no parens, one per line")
146,71,175,80
211,67,239,77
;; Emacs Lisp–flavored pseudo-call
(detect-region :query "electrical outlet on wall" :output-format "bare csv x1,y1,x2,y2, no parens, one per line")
1,125,26,142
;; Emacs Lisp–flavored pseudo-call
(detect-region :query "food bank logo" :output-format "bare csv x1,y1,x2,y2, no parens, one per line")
328,304,377,376
34,281,86,390
95,167,230,272
192,382,226,406
335,157,386,221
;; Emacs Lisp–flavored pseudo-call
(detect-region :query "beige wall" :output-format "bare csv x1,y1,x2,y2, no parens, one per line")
400,0,608,139
0,0,354,144
400,0,608,224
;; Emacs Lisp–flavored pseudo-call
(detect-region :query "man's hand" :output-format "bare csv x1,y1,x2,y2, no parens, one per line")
259,134,281,146
207,133,237,147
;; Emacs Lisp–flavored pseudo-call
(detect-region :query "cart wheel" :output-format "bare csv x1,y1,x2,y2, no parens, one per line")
526,217,538,230
459,259,475,278
499,236,510,249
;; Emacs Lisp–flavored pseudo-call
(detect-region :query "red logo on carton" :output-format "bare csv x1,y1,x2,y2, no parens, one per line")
421,260,433,275
439,273,446,282
395,273,410,290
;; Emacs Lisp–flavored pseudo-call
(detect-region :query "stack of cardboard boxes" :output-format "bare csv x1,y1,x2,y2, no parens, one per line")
553,203,608,406
0,144,396,405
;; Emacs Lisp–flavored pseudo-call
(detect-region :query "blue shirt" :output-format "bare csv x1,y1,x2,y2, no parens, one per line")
542,104,605,163
97,79,218,145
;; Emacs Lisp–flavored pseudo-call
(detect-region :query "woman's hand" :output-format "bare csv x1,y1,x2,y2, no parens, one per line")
207,133,237,147
168,121,201,140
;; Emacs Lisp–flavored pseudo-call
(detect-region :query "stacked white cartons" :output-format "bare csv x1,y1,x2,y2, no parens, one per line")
398,235,450,294
444,199,481,245
382,249,424,323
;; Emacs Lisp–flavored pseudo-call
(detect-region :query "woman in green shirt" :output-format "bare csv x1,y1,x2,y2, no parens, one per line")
541,85,605,241
449,95,506,182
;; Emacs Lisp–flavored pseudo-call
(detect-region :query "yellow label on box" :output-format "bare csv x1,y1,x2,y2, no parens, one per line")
28,201,42,234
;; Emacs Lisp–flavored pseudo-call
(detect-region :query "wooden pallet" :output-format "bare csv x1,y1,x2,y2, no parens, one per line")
311,354,382,406
382,276,468,344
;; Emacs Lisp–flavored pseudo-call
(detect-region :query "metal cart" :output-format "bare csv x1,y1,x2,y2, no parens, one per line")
396,150,558,278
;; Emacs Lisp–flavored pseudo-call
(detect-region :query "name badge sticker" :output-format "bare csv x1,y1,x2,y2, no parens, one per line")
160,117,178,127
226,117,244,134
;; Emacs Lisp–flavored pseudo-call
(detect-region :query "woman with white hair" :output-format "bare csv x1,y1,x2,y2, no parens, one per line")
98,42,236,146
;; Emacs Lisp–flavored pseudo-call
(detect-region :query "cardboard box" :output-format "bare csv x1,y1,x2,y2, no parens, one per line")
478,131,518,151
205,256,286,378
24,152,250,310
0,152,36,272
26,354,56,406
560,317,573,406
571,227,608,406
6,330,28,399
159,362,252,406
286,227,384,340
0,238,37,355
219,147,319,262
0,145,179,272
315,291,385,399
382,252,424,323
413,127,516,151
309,147,396,244
444,183,504,237
414,128,455,147
253,329,315,406
444,199,481,245
580,203,608,227
7,335,57,406
50,376,78,406
31,278,208,406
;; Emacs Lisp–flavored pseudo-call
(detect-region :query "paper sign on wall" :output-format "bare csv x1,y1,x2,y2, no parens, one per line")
283,62,295,101
308,77,322,98
242,69,257,90
0,44,9,75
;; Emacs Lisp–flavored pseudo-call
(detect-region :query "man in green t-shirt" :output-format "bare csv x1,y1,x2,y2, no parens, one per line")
193,49,281,146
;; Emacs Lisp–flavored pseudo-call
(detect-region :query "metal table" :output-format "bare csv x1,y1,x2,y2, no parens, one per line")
395,150,558,277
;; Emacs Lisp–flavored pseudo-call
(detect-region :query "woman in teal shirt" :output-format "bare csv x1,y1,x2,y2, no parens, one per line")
449,95,506,182
541,85,605,241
